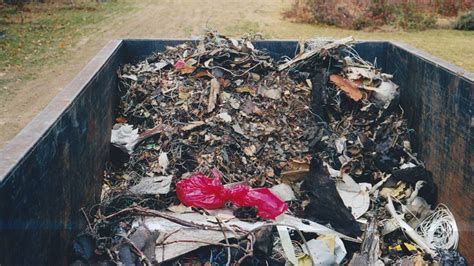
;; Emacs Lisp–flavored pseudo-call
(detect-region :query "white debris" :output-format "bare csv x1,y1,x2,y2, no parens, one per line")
373,80,399,106
345,66,376,81
129,175,173,195
304,235,347,265
259,88,282,100
336,173,371,219
416,204,459,250
158,152,169,174
229,98,240,109
277,225,298,265
111,123,139,153
325,163,341,178
122,74,137,81
270,183,296,202
386,196,436,256
335,137,347,154
382,218,400,236
153,61,168,71
136,209,359,263
400,162,417,169
218,112,232,123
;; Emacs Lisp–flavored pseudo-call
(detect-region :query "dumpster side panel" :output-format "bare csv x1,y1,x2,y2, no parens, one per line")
352,41,388,70
0,41,123,265
385,43,473,260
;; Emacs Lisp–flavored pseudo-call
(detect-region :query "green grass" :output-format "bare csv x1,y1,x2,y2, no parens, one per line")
224,21,263,36
0,2,128,75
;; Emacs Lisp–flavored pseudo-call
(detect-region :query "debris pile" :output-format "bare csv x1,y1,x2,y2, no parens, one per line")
73,32,465,265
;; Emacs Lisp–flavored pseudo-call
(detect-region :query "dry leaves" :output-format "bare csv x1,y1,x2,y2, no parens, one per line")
207,78,220,113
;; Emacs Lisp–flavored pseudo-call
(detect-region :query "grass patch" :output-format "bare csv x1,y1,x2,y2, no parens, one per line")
0,1,128,75
224,21,262,36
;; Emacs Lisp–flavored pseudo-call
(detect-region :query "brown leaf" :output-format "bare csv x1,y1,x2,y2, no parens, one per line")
243,145,256,157
281,158,310,183
194,70,213,78
250,72,260,81
178,88,188,100
217,77,231,88
115,116,127,123
168,204,193,214
137,124,171,143
179,64,196,74
208,78,220,113
181,121,205,131
265,167,275,177
329,74,365,101
236,85,256,96
288,159,310,171
281,169,309,183
138,152,153,161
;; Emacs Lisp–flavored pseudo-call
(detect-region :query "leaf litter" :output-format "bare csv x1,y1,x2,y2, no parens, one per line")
73,32,465,266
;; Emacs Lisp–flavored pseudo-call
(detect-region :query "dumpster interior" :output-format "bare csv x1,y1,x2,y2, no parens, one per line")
0,33,472,265
71,32,470,265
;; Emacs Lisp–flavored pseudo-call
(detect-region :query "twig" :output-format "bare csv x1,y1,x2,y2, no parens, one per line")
101,206,247,234
160,239,244,251
124,237,152,266
404,148,425,167
278,36,354,71
209,62,261,77
106,248,119,264
216,218,232,266
81,208,94,233
236,234,254,265
161,228,182,243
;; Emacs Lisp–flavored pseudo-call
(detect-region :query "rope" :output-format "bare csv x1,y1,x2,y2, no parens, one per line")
416,204,459,250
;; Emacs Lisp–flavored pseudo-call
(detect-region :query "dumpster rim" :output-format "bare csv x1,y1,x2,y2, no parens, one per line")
122,38,473,81
388,40,474,81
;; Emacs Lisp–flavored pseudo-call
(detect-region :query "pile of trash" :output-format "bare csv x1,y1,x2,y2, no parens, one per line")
72,32,466,265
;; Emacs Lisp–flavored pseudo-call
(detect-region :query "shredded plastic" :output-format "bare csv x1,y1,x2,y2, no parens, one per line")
416,204,459,250
176,169,288,219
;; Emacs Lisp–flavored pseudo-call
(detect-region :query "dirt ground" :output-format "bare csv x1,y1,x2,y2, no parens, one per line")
1,0,473,147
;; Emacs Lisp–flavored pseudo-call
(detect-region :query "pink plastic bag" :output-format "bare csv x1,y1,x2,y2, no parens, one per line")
173,59,186,69
229,186,288,219
175,170,228,209
176,170,288,219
